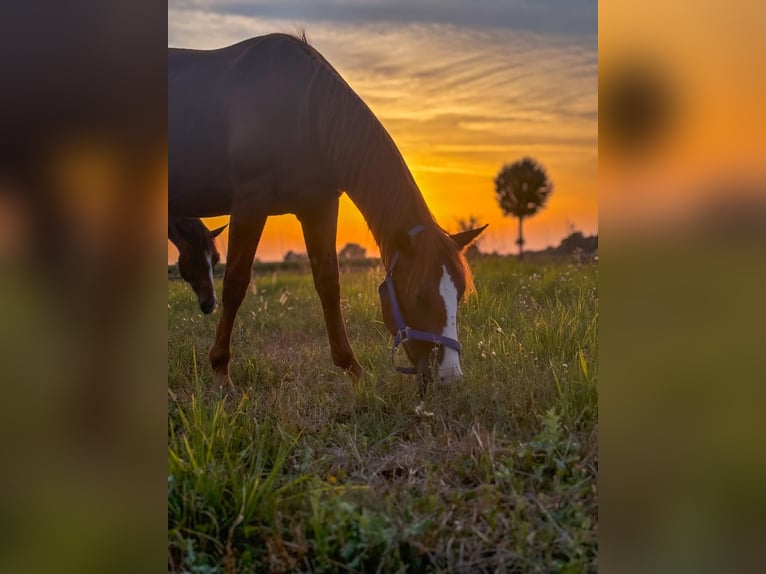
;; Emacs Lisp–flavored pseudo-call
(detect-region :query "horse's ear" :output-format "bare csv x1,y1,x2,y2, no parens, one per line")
168,221,189,251
394,228,415,256
210,224,228,238
451,224,488,250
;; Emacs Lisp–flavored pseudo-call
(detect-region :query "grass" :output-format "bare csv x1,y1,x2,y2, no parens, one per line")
168,256,598,573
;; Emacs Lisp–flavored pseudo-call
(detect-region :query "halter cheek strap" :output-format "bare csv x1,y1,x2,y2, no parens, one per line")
380,225,463,375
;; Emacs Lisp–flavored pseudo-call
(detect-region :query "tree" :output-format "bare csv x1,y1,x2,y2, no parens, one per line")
283,250,308,263
559,230,598,257
494,157,553,259
457,215,481,232
338,242,367,260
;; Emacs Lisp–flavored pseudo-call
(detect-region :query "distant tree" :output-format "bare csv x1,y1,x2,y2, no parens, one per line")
560,231,585,253
283,250,308,263
338,242,367,260
456,215,481,232
494,157,553,259
559,231,598,256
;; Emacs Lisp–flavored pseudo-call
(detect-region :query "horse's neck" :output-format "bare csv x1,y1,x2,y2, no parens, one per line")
314,67,438,261
342,148,435,264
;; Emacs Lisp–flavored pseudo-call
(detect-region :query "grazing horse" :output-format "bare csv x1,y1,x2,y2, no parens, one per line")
168,216,227,314
169,33,486,391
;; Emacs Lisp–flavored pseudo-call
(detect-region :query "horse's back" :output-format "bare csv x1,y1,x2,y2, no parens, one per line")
169,34,332,217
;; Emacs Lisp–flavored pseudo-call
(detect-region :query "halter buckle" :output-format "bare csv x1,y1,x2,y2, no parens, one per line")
396,327,410,345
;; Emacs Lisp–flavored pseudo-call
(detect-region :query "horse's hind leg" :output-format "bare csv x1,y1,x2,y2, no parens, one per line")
209,207,267,391
298,199,363,378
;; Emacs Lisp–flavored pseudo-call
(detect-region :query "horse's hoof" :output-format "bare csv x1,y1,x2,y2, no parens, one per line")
347,362,368,379
212,372,237,396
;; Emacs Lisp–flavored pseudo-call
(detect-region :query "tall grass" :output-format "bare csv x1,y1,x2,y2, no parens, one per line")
168,257,598,572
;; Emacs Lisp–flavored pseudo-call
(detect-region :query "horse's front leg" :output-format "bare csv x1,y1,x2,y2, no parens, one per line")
208,208,267,392
298,200,363,378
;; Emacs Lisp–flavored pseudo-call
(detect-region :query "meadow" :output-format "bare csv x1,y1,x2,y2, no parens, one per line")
168,256,598,573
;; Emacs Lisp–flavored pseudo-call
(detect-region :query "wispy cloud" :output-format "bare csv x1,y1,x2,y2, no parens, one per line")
170,1,597,36
168,12,596,151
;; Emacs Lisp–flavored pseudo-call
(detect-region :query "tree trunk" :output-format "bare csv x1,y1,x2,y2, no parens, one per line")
517,216,525,260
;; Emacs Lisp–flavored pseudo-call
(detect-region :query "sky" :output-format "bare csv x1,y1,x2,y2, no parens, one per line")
168,0,598,262
599,0,766,232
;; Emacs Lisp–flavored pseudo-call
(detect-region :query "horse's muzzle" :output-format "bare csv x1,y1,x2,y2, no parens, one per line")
200,300,216,314
438,367,463,385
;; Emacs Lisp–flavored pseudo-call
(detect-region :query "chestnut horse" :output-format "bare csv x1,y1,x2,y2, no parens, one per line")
169,33,486,390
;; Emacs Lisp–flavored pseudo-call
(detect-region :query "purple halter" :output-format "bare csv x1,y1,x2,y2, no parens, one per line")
379,225,463,375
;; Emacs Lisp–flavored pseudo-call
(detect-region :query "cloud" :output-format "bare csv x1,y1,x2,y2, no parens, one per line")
168,11,596,142
169,0,597,36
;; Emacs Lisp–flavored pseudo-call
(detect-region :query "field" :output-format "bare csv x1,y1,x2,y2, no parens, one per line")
168,256,598,573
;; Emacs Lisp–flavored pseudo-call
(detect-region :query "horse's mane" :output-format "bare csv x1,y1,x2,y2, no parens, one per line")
292,36,474,297
409,229,475,298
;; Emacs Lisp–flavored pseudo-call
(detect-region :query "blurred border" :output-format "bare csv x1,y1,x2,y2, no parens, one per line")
600,1,766,572
0,2,167,573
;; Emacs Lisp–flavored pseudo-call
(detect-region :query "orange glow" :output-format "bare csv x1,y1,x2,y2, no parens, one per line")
599,0,766,230
168,112,597,263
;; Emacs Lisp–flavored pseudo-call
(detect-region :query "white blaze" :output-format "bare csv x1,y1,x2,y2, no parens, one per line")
206,252,216,306
206,253,215,288
438,265,463,383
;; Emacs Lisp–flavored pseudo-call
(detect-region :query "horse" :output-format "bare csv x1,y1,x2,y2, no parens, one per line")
169,33,487,391
168,216,227,314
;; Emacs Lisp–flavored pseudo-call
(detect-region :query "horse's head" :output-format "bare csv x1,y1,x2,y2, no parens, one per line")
379,224,487,385
169,218,226,314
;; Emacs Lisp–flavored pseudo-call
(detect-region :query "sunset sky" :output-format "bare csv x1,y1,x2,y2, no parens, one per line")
168,0,597,262
600,0,766,231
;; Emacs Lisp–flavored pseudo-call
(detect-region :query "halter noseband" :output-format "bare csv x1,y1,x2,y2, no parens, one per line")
379,225,463,375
